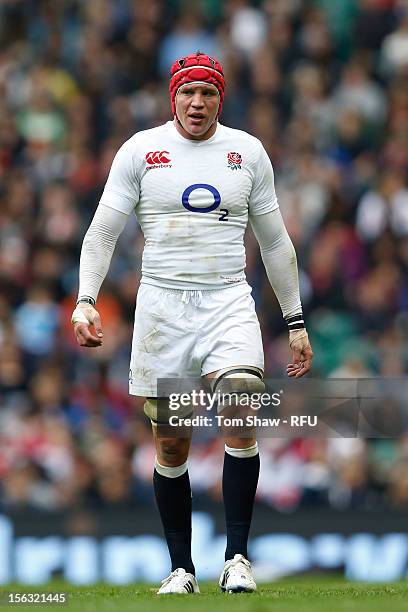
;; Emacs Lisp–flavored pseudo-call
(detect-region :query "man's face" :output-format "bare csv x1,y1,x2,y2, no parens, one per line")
175,83,220,140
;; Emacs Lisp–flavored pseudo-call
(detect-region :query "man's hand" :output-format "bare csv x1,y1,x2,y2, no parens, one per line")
287,329,313,378
71,303,103,347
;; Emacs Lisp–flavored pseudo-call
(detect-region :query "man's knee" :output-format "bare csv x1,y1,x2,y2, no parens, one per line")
155,437,190,466
210,367,265,413
144,398,192,424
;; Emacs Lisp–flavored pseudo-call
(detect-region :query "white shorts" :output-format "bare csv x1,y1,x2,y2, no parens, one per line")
129,282,264,397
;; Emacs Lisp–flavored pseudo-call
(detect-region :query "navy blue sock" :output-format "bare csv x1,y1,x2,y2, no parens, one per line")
153,468,195,575
222,450,260,561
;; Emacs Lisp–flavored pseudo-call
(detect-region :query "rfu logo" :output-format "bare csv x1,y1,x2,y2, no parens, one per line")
227,151,242,170
145,151,171,168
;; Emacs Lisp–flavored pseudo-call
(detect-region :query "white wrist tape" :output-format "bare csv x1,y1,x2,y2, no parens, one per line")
289,329,309,348
71,304,96,326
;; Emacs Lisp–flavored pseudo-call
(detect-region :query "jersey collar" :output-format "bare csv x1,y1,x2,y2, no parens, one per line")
168,120,221,145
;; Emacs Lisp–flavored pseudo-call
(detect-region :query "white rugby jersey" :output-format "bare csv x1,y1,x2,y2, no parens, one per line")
99,121,278,289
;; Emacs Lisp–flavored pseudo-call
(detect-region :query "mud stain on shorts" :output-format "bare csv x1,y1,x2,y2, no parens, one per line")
138,326,166,354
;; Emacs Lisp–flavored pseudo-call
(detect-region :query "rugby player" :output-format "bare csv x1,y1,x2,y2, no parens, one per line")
71,52,313,594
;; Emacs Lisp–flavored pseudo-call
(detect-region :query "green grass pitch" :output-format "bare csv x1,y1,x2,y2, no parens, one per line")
2,578,408,611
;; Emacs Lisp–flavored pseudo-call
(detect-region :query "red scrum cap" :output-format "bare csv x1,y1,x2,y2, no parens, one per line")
169,51,225,116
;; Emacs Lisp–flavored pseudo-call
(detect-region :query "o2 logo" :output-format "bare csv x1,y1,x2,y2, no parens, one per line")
181,184,228,221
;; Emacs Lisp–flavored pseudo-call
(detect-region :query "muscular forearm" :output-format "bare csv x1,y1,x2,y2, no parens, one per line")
250,209,302,319
78,203,128,301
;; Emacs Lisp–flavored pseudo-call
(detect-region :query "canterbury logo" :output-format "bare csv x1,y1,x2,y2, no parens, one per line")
146,151,171,164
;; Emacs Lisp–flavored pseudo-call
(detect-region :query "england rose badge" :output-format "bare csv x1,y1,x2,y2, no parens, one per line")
227,151,242,170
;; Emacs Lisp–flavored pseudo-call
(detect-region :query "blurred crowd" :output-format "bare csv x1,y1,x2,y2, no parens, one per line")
1,0,408,513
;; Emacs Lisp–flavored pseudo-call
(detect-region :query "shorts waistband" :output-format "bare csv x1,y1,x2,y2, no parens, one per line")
140,281,251,307
140,277,247,292
144,287,204,306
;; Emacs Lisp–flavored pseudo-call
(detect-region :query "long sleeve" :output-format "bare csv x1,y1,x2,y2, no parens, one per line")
78,203,129,302
250,208,302,319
